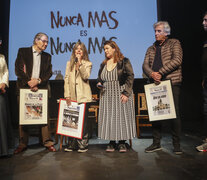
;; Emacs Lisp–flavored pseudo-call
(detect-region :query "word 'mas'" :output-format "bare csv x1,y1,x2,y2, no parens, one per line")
51,11,118,29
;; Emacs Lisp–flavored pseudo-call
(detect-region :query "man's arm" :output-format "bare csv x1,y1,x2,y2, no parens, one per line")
39,53,52,86
15,48,30,86
142,47,161,82
159,39,183,76
29,53,52,91
142,47,154,77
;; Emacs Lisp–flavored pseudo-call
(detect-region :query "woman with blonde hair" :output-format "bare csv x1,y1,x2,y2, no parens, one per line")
64,41,92,153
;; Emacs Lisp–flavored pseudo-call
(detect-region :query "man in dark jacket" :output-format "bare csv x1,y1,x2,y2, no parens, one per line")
143,21,183,155
196,12,207,152
14,32,56,154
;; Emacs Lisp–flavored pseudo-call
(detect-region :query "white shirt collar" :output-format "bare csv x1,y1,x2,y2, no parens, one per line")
32,46,42,55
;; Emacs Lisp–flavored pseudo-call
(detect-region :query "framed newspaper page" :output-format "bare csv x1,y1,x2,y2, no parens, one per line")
144,80,176,121
57,99,86,139
19,89,48,125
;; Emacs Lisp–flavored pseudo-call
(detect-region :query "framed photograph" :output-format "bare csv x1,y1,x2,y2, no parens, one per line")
144,80,176,121
57,99,86,139
19,89,48,125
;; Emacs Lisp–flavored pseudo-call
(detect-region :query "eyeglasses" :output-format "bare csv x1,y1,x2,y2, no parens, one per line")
39,39,49,44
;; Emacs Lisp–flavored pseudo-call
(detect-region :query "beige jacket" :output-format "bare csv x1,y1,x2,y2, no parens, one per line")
0,54,9,87
64,60,92,103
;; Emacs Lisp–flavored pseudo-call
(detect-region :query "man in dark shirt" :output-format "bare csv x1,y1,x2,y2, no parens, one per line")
143,21,183,155
196,12,207,152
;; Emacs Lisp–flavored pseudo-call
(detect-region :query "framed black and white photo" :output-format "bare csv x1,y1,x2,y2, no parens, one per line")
57,99,86,139
19,89,48,125
144,80,176,121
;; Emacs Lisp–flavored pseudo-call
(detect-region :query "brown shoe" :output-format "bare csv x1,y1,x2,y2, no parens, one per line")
14,146,27,154
47,145,56,152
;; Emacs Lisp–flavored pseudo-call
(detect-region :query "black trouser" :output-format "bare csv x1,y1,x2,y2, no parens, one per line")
152,85,181,147
68,102,90,149
109,140,126,145
203,80,207,137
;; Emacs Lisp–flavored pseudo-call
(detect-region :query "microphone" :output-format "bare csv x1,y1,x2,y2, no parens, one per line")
75,58,78,63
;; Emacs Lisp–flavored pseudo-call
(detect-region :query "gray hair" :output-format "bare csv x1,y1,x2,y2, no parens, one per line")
33,32,48,44
153,21,171,35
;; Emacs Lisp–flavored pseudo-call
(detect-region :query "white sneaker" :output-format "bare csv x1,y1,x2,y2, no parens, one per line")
64,147,73,152
77,148,88,153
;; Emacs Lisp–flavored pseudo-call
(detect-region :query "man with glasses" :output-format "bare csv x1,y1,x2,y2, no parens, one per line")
196,12,207,152
14,32,56,154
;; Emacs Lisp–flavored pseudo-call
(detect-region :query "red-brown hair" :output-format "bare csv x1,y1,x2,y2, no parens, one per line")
102,40,124,64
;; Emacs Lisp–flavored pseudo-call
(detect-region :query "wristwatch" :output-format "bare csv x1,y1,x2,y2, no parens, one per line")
37,78,41,84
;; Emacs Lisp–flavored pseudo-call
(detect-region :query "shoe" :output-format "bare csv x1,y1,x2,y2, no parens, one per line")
145,143,162,153
173,146,183,155
47,145,56,152
64,145,74,152
118,144,127,153
196,142,207,152
14,146,27,154
77,148,88,153
106,144,115,152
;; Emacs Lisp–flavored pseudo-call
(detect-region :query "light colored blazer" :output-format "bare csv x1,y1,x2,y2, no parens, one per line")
0,54,9,87
64,60,92,103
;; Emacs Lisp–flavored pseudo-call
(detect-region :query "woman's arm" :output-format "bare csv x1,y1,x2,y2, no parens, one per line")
121,58,134,97
64,61,71,99
78,61,92,80
0,55,9,87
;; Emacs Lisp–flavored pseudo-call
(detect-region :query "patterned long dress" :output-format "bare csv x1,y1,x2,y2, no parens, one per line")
98,65,136,140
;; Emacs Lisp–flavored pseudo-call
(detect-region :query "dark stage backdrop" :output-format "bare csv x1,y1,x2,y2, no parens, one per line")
157,0,207,127
0,0,207,128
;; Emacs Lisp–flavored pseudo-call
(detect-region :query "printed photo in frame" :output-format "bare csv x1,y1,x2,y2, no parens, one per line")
56,99,86,139
19,89,48,125
144,80,176,121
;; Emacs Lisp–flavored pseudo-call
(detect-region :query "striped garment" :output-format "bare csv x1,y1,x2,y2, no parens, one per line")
98,65,136,140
